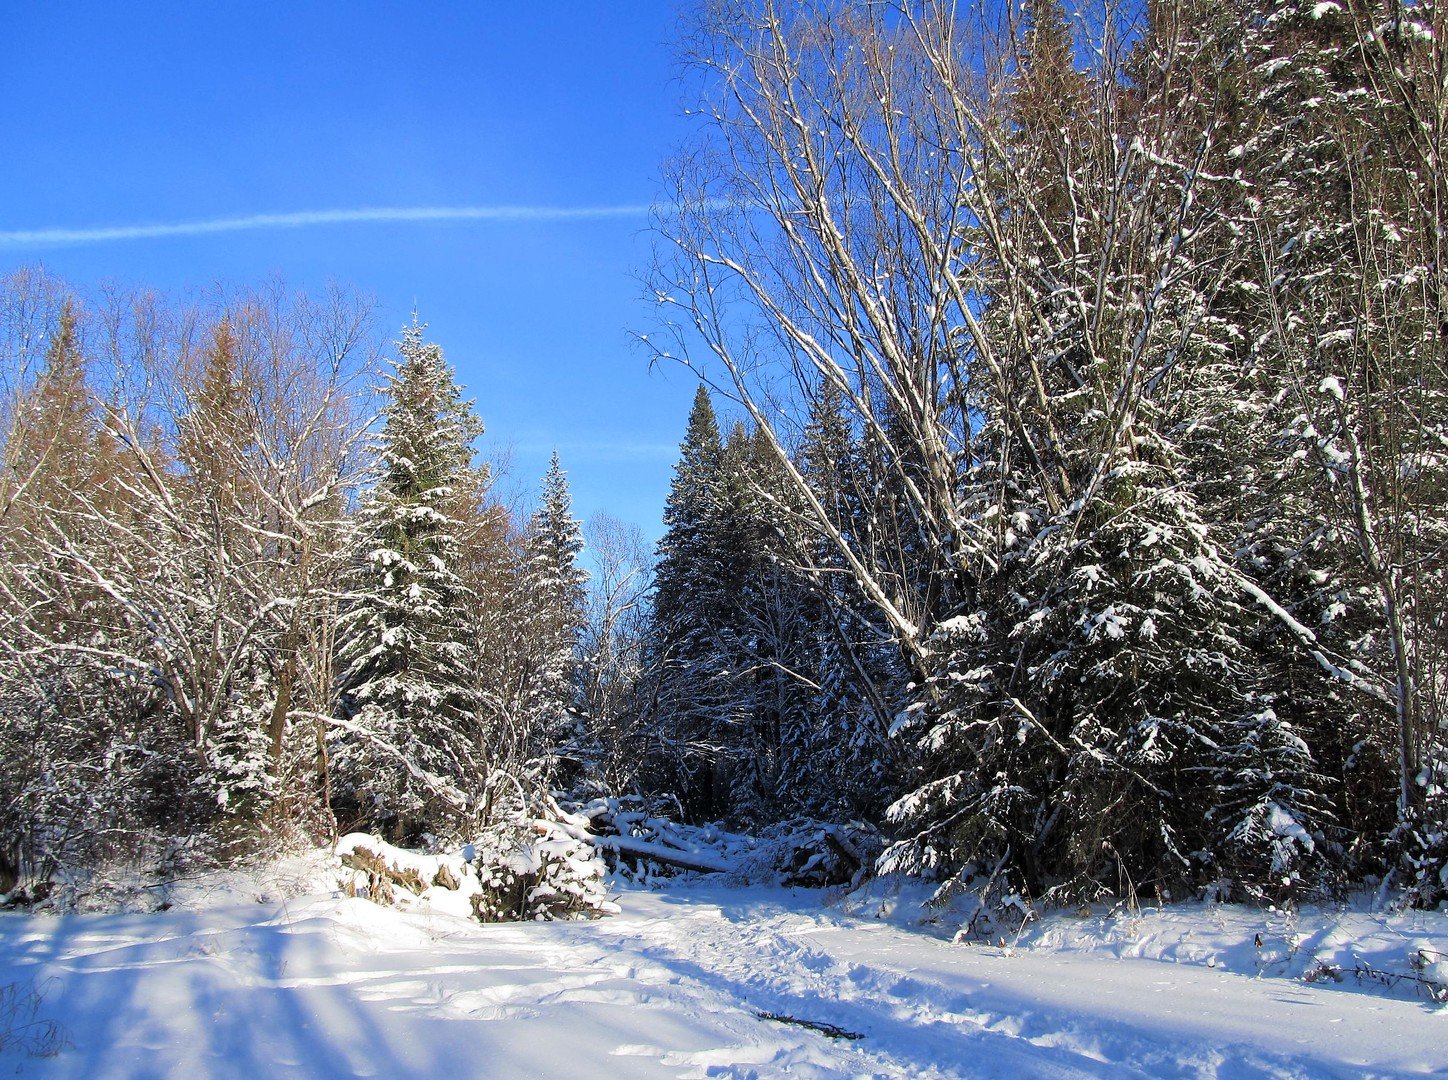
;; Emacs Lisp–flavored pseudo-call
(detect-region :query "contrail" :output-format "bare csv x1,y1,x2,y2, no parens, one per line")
0,204,657,247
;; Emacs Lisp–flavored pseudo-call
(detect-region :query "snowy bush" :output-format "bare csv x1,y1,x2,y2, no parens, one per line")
767,819,882,888
471,820,615,922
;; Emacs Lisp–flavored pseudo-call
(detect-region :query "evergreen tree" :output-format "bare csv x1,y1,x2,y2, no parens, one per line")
1225,0,1448,899
6,301,122,527
643,385,732,815
333,319,487,841
879,0,1333,902
171,317,276,809
1009,0,1091,235
652,385,726,635
715,420,800,825
0,299,178,881
520,451,588,771
784,380,905,820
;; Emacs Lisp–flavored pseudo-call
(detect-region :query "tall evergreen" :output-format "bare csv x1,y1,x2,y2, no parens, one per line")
714,420,802,825
652,385,726,636
645,385,726,814
785,381,904,820
333,319,486,840
648,386,781,818
520,451,588,767
1222,0,1448,899
878,0,1329,901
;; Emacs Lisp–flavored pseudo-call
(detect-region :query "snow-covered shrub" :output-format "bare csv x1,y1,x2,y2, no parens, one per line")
471,820,615,922
571,796,751,883
572,797,881,889
0,656,215,906
1402,752,1448,909
768,819,882,888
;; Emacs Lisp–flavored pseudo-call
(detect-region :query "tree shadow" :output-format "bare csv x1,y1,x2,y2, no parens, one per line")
0,904,446,1077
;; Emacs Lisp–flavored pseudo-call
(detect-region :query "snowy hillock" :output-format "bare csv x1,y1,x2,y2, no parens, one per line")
0,840,335,916
841,876,1448,1005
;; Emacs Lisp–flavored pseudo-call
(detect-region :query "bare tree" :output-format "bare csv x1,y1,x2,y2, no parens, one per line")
574,511,654,794
1,280,379,857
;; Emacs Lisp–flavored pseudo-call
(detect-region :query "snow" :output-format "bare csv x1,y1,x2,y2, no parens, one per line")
2,863,1446,1078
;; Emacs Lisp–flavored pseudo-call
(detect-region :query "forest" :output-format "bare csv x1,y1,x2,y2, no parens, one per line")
1,0,1445,920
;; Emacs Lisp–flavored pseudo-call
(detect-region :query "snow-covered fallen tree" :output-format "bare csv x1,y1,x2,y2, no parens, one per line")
569,797,882,888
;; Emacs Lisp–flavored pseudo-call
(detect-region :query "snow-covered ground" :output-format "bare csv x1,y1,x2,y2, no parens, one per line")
1,862,1445,1078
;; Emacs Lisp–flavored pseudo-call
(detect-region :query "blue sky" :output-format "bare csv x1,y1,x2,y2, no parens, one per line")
0,4,703,535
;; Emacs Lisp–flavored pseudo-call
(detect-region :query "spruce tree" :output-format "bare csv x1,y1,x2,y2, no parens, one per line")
790,380,905,820
881,0,1318,902
520,451,588,770
1225,0,1448,900
652,385,725,634
714,420,797,825
333,319,486,840
644,385,737,817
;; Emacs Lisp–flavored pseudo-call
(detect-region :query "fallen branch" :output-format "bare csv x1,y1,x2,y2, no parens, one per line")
756,1012,864,1041
1352,961,1448,1003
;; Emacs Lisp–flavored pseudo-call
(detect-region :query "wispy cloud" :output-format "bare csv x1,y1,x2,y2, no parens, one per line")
0,204,656,248
508,438,679,463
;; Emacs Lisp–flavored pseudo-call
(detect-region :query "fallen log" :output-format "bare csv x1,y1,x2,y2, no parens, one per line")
756,1012,864,1041
822,826,866,870
554,819,734,874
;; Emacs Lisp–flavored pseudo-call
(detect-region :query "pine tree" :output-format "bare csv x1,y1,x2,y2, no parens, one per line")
333,318,487,841
643,386,731,814
520,451,588,772
1009,0,1090,234
7,301,116,523
772,382,904,820
0,299,171,880
879,0,1328,902
652,385,726,636
715,420,800,825
650,395,812,823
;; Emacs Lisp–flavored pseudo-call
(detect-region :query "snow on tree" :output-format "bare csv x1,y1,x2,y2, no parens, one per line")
332,317,489,842
642,384,736,816
649,0,1356,901
786,380,907,820
1223,0,1448,900
518,451,589,773
641,388,816,825
0,290,178,883
883,0,1336,900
